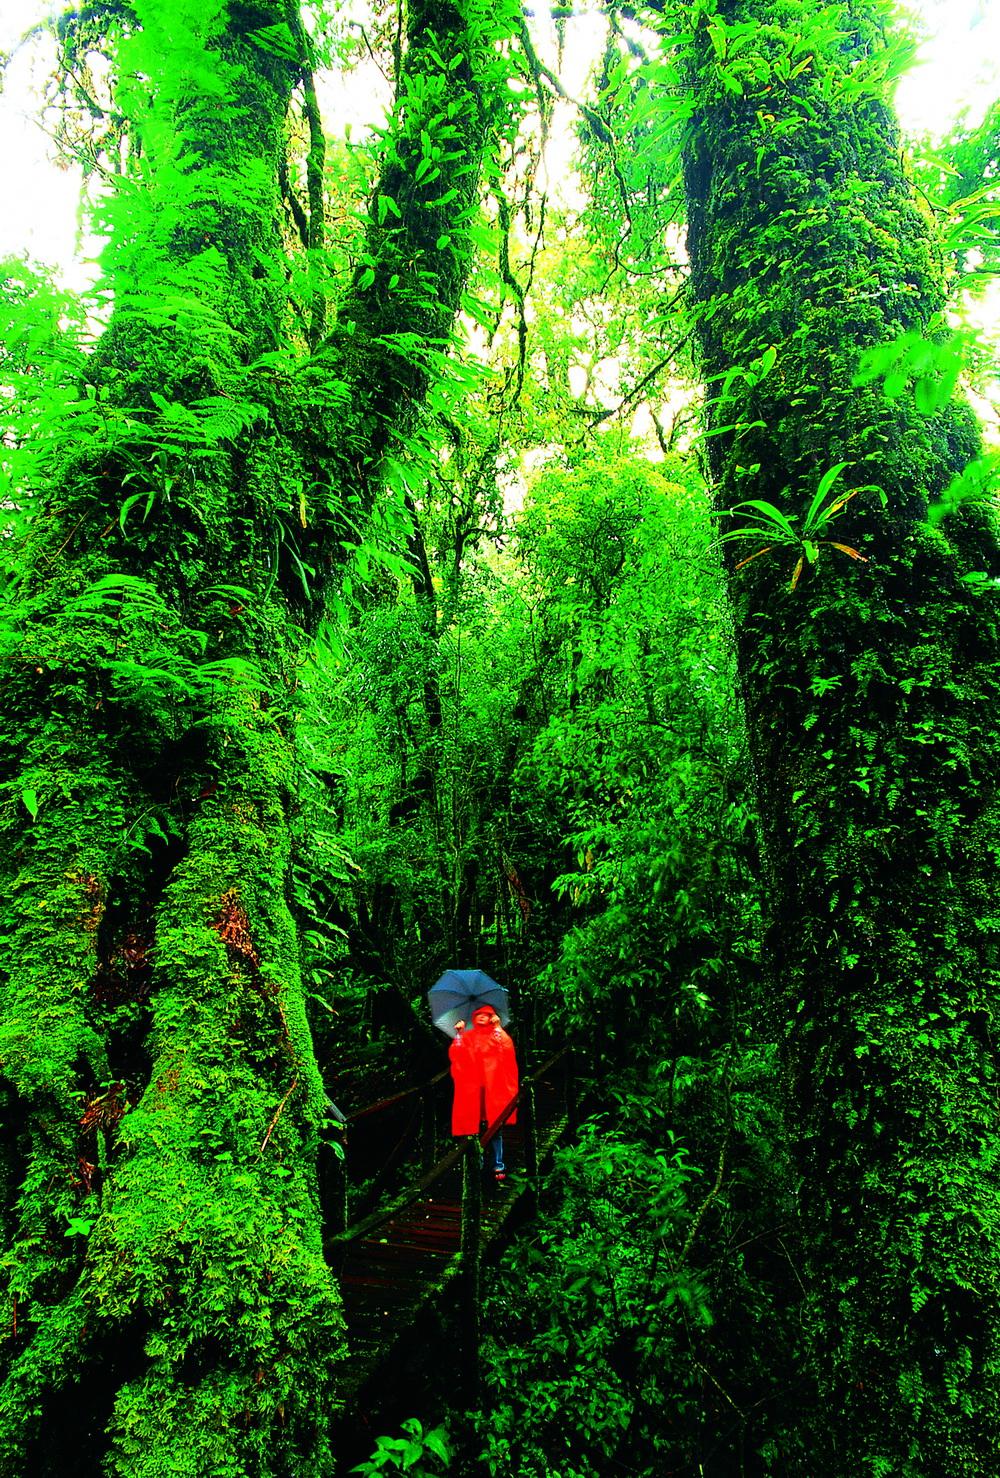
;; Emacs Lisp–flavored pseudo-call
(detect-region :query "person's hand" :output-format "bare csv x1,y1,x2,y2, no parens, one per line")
455,1020,465,1033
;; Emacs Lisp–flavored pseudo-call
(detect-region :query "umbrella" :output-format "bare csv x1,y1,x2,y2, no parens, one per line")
428,968,509,1038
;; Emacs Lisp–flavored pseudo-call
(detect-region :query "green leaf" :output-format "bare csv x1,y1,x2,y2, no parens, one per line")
424,1429,450,1463
727,498,799,542
119,490,157,532
249,22,299,61
699,418,768,440
804,462,851,530
708,23,728,60
20,789,39,821
914,376,940,416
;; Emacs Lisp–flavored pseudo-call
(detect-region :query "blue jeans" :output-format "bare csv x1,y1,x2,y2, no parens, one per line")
483,1132,505,1175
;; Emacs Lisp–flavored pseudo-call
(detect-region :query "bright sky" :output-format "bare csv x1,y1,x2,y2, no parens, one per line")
0,0,998,284
1,2,84,281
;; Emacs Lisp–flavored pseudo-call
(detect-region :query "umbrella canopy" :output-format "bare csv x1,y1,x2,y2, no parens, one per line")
428,968,509,1038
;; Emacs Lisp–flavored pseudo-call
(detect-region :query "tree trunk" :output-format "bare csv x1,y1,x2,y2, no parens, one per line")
679,2,1000,1471
0,1,514,1472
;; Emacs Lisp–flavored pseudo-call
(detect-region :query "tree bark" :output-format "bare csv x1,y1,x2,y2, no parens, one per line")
679,2,1000,1471
0,1,514,1472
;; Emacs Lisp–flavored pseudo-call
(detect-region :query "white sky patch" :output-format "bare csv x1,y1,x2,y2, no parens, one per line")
896,0,1000,134
0,2,88,280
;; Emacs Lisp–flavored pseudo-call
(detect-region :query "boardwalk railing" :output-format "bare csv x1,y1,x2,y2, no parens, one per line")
325,1046,570,1256
323,1048,572,1387
320,1066,450,1236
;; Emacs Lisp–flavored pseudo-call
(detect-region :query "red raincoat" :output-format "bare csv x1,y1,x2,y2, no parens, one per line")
449,1016,519,1136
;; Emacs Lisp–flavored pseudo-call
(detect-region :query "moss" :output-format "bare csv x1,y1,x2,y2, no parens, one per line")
0,1,518,1471
680,0,1000,1470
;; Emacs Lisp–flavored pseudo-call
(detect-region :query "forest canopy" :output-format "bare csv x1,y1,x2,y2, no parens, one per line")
1,1,999,1475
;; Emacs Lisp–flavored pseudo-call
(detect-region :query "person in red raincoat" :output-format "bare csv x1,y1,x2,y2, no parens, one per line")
449,1004,519,1182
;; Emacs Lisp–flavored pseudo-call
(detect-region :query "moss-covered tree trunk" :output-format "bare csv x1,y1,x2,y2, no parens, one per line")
678,1,1000,1470
0,1,512,1473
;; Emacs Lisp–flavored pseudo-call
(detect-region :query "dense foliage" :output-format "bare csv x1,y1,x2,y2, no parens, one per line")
0,1,519,1473
1,0,999,1475
679,2,1000,1470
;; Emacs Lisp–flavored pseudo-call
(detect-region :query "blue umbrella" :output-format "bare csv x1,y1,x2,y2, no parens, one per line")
428,968,509,1038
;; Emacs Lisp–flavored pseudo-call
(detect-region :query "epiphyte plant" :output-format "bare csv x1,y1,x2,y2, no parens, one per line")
717,461,877,590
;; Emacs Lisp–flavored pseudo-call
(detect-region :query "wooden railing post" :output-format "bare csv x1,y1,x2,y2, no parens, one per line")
523,1081,538,1181
420,1089,436,1173
525,989,538,1066
460,1135,482,1398
521,1080,539,1220
320,1125,348,1239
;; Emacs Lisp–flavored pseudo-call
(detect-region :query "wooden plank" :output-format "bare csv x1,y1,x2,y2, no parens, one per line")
334,1103,569,1406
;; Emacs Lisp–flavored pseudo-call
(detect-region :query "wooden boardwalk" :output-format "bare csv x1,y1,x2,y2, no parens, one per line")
326,1052,571,1405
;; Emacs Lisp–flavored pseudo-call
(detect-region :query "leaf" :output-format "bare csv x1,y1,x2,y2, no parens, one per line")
708,23,728,60
249,22,299,61
914,376,941,416
20,789,39,820
697,418,767,440
804,462,850,530
790,555,805,591
715,527,781,545
424,1429,450,1463
119,489,158,532
728,498,799,541
827,542,868,562
824,490,860,517
204,583,256,603
734,545,774,570
926,453,1000,526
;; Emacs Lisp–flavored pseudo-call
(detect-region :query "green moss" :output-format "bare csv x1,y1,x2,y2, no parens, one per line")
0,1,520,1471
680,0,1000,1470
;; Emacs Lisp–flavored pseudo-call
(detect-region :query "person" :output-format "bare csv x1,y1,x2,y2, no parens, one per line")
449,1004,519,1183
